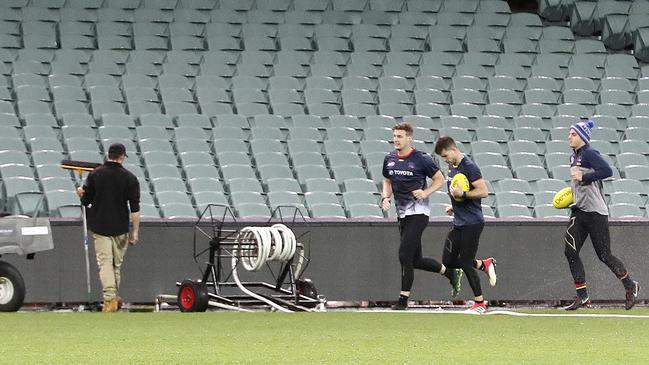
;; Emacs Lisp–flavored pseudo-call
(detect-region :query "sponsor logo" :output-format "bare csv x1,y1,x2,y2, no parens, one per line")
387,161,395,167
391,170,414,176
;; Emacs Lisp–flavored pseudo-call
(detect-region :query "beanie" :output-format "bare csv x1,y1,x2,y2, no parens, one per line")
570,120,595,144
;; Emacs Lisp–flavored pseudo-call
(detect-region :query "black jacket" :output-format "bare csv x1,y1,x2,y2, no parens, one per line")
80,161,140,236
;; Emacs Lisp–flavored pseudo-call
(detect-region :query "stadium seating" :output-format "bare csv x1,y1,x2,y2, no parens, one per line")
0,0,647,219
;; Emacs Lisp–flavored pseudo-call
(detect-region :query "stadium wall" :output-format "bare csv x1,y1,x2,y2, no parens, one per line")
4,219,648,304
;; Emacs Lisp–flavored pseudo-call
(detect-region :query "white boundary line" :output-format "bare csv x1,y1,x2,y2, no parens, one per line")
356,309,649,319
487,310,649,319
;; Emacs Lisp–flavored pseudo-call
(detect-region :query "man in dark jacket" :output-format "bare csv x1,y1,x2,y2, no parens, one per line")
77,143,140,312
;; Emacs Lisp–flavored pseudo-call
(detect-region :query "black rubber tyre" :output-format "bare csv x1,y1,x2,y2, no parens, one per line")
297,278,318,300
177,280,209,312
0,261,26,312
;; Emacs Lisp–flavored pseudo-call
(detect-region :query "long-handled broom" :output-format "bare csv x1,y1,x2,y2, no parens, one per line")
60,159,101,310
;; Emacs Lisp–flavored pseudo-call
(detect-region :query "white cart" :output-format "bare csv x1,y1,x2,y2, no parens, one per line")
0,214,54,312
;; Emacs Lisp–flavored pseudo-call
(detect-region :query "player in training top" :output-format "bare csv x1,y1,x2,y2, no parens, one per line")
563,120,640,310
381,122,462,310
434,136,497,315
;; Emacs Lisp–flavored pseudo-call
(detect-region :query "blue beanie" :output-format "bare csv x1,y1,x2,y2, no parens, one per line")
571,120,595,144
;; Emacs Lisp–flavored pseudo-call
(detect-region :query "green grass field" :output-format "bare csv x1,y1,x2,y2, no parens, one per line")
1,309,648,364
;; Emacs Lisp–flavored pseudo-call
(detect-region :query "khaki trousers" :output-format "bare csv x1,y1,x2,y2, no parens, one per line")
93,233,128,301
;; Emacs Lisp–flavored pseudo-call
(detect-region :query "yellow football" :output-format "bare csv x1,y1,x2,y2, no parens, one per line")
552,187,573,209
450,173,470,202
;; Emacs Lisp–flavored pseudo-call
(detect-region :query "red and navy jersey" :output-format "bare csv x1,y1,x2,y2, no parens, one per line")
383,149,439,218
447,157,484,226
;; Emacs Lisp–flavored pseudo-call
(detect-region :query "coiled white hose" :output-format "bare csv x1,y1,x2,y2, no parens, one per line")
236,224,297,271
232,224,301,312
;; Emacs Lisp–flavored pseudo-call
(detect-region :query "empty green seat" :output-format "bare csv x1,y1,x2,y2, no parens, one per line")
481,165,514,182
304,178,340,193
343,178,378,193
45,189,78,215
609,203,644,218
332,166,367,184
347,203,384,218
308,203,346,219
189,177,223,194
495,191,530,207
160,203,198,219
497,203,533,218
227,177,263,194
495,178,532,193
266,178,302,193
230,191,266,207
258,164,293,181
534,204,569,218
221,164,257,181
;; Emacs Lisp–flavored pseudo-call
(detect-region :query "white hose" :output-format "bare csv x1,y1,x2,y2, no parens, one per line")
239,228,260,271
231,254,291,312
235,225,298,270
293,242,305,279
232,225,301,312
207,300,254,312
267,226,284,261
272,224,296,262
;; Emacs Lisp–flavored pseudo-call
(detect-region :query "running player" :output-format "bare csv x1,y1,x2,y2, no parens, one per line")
563,120,640,310
381,122,461,310
434,136,497,315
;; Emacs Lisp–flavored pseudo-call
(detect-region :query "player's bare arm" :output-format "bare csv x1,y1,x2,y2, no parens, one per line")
381,177,392,211
413,170,444,200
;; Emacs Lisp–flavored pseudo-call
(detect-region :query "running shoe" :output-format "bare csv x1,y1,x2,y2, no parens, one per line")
391,296,408,310
564,296,590,311
465,301,487,315
481,257,497,287
625,281,640,310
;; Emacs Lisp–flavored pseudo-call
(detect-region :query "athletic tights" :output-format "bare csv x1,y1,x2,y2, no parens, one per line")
442,223,484,297
398,214,442,291
564,209,628,285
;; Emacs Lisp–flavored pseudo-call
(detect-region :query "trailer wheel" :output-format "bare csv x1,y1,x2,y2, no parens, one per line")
0,261,26,312
297,278,318,300
177,280,209,312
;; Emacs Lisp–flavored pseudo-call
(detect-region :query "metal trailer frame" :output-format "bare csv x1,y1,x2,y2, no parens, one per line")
161,204,324,312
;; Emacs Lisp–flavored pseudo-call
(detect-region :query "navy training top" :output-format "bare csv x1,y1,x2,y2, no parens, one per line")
383,149,439,218
446,156,484,226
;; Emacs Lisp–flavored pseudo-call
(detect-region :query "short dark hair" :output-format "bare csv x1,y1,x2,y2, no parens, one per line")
434,135,457,155
392,122,413,136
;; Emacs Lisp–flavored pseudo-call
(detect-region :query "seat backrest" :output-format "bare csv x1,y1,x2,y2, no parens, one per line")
481,164,514,181
497,203,533,218
609,203,644,218
495,191,529,206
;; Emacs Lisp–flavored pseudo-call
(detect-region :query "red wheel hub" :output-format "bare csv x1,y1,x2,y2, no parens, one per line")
180,286,195,309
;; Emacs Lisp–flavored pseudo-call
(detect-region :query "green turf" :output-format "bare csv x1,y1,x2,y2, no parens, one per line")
1,310,648,364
